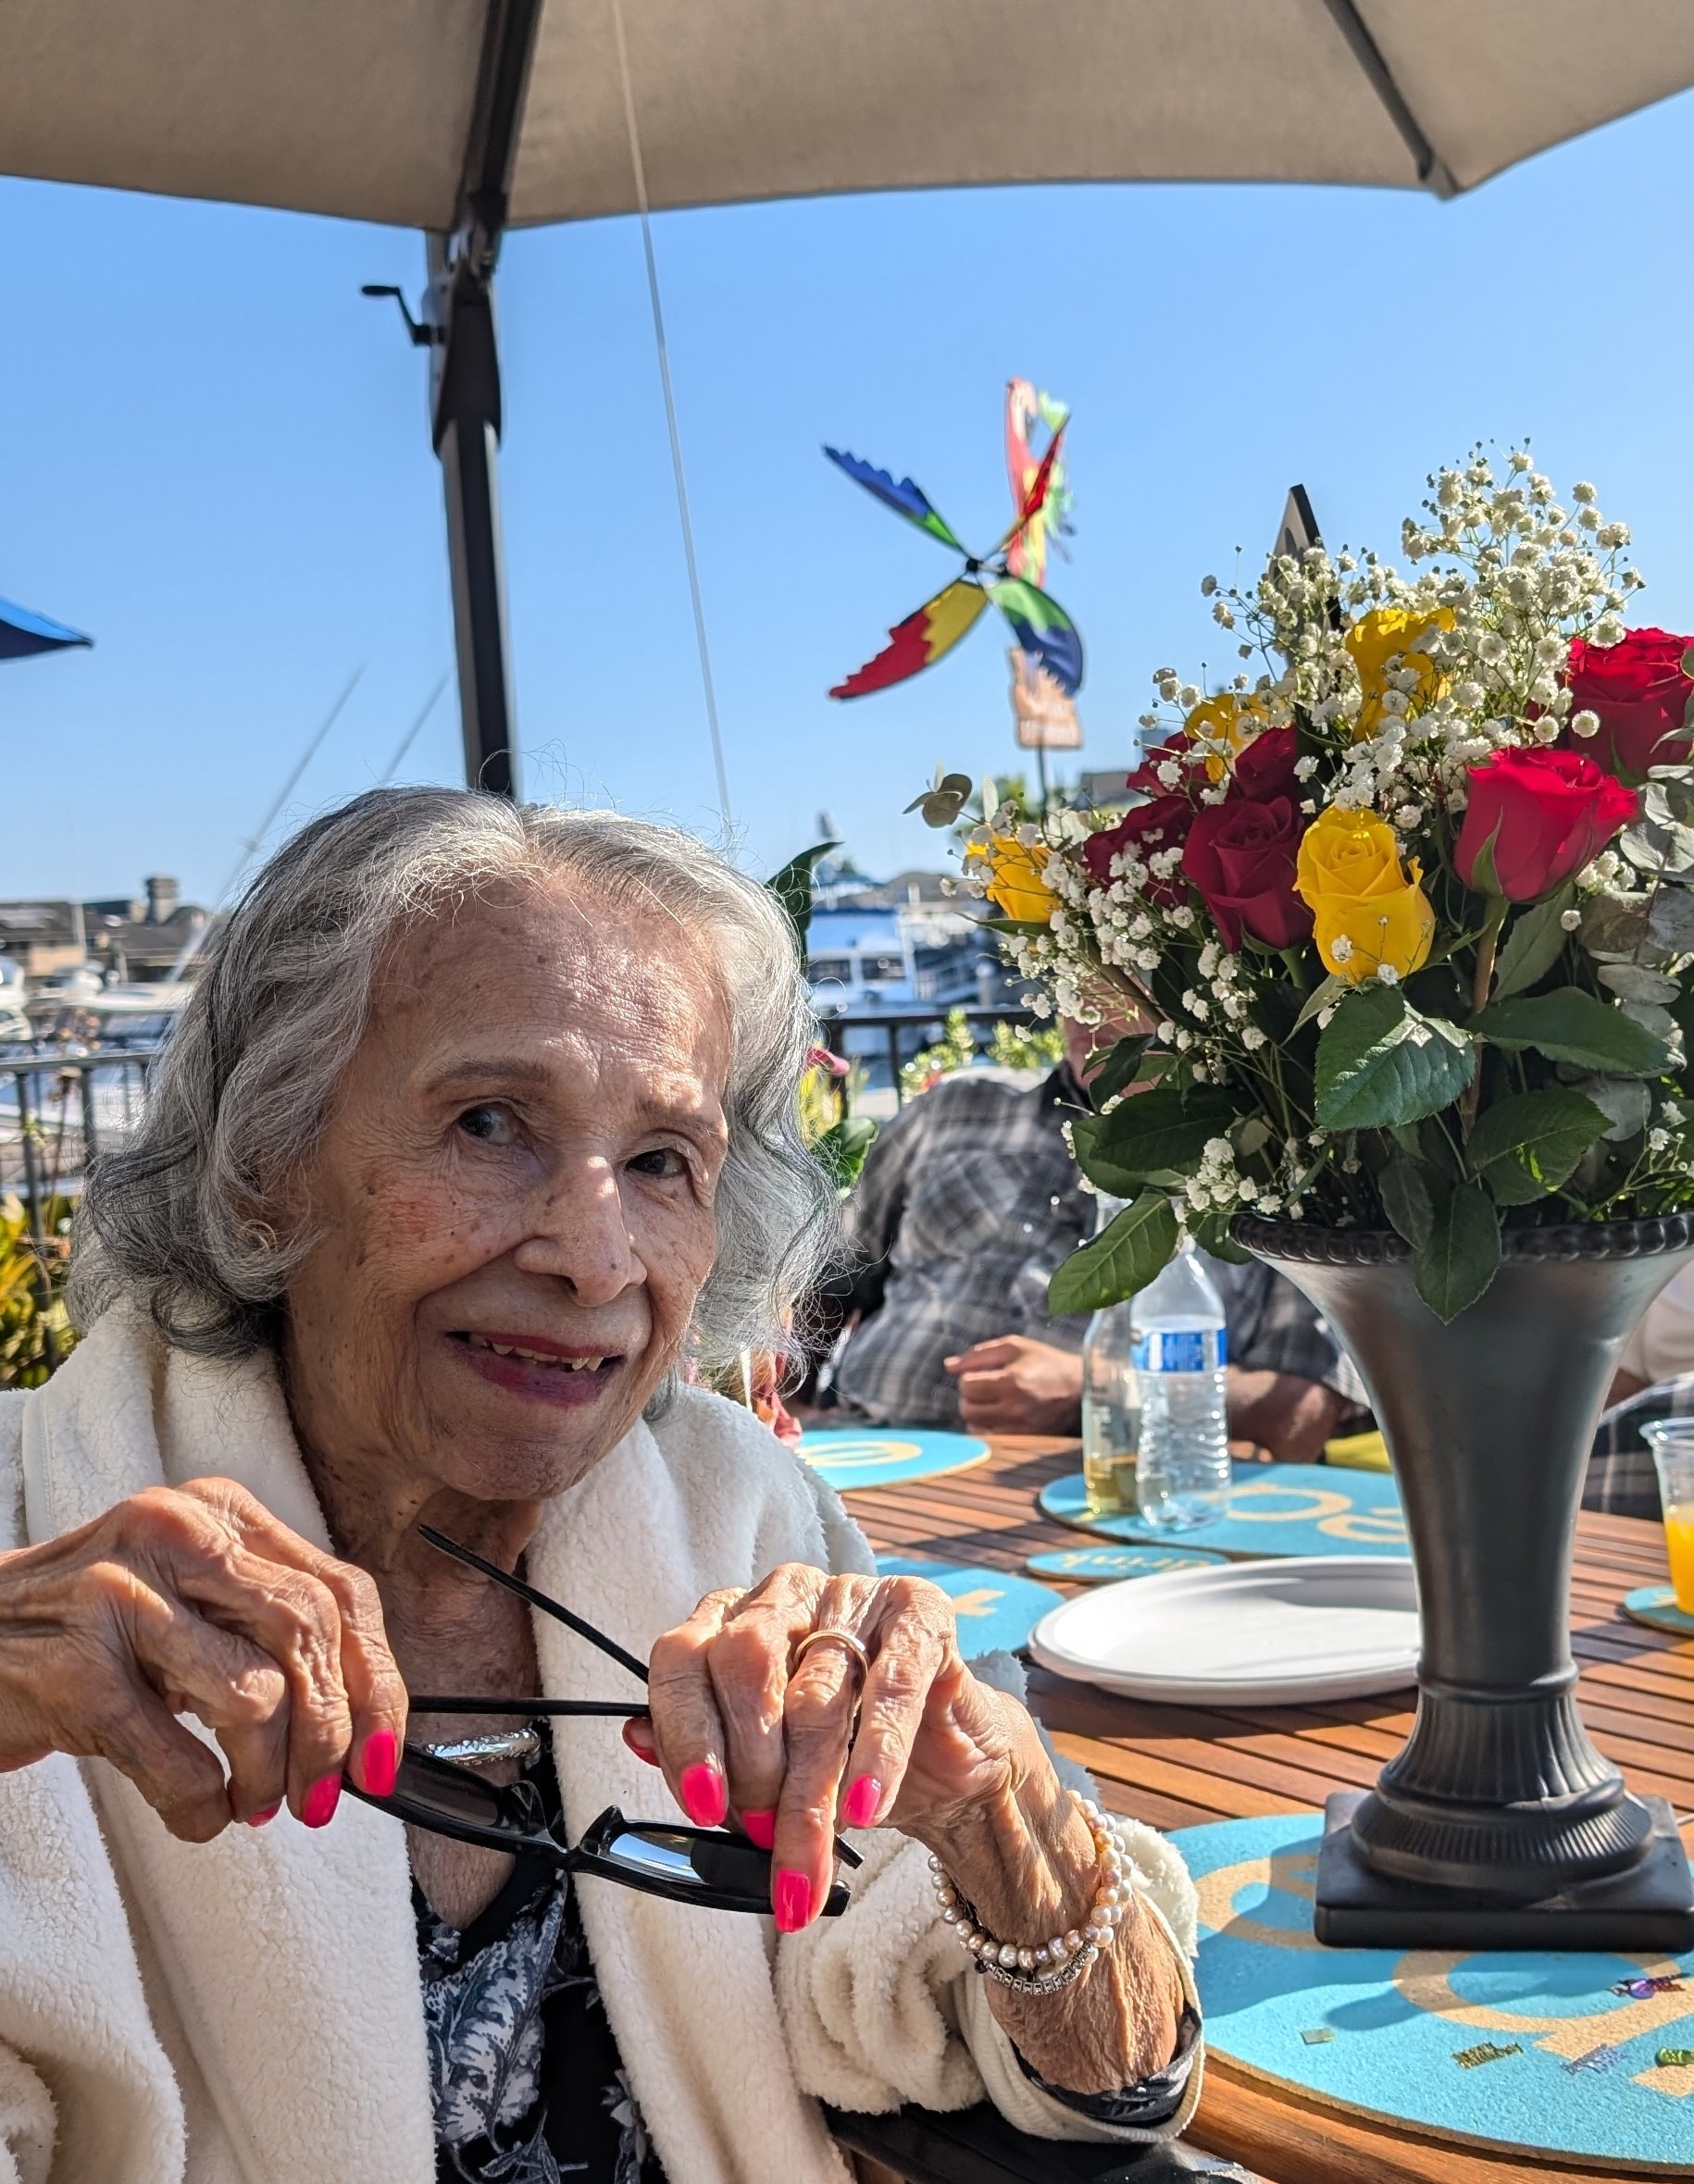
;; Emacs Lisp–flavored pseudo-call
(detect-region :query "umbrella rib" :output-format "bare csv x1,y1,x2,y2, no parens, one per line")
1317,0,1458,199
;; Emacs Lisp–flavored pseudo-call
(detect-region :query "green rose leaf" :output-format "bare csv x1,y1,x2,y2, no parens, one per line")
1490,886,1576,1001
1465,1088,1610,1207
1048,1190,1179,1315
1187,1204,1253,1264
1314,984,1474,1133
1069,1111,1159,1198
1291,972,1352,1034
1469,987,1670,1075
1088,1085,1237,1182
1413,1178,1501,1322
1087,1036,1152,1105
1378,1158,1435,1247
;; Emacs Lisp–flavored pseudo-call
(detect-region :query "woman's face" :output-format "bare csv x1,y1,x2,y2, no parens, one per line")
281,881,731,1509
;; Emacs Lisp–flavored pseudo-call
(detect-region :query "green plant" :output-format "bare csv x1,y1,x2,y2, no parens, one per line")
0,1195,75,1387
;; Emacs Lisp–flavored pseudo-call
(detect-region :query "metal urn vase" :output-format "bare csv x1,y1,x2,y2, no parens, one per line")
1237,1213,1694,1950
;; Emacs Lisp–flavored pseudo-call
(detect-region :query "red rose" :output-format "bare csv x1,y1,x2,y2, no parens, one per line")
1228,726,1299,802
1083,795,1192,905
1125,736,1196,798
1455,747,1638,901
1566,627,1694,781
1181,792,1313,950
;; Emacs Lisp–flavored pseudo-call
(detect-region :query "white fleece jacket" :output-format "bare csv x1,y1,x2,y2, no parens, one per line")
0,1311,1202,2184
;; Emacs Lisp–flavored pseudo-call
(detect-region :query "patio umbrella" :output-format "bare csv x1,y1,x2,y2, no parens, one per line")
0,596,92,663
2,0,1691,784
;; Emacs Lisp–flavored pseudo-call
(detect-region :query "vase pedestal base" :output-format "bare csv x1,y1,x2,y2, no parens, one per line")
1313,1791,1694,1951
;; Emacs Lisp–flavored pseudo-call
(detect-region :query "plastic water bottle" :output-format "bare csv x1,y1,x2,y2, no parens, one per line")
1081,1297,1141,1517
1132,1242,1230,1530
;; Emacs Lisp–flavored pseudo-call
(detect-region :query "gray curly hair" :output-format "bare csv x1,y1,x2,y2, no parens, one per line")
71,787,838,1371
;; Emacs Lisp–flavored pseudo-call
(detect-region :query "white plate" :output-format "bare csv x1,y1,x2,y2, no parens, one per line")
1028,1556,1420,1706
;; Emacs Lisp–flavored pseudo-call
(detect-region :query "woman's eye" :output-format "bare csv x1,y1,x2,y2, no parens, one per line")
627,1147,686,1179
456,1104,517,1147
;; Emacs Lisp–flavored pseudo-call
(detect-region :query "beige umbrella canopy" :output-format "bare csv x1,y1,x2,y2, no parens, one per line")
6,0,1694,222
5,0,1693,786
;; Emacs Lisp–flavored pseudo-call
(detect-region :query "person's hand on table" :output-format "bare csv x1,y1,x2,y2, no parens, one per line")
945,1335,1082,1436
0,1477,406,1838
628,1562,1184,2095
1225,1368,1347,1466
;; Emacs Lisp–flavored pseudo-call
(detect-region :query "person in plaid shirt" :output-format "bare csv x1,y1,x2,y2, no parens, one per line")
818,1023,1366,1461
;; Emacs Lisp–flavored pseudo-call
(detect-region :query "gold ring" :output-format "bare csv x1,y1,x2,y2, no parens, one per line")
793,1627,872,1677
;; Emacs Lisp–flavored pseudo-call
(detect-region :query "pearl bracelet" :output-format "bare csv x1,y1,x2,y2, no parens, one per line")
928,1793,1133,1997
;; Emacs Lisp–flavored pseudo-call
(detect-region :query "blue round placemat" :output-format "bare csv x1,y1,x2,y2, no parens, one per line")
1622,1584,1694,1639
1024,1544,1229,1584
799,1428,988,1492
1038,1463,1407,1558
1174,1811,1694,2168
874,1556,1063,1657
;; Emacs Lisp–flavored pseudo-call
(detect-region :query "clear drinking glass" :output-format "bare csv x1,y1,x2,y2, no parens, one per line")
1641,1418,1694,1612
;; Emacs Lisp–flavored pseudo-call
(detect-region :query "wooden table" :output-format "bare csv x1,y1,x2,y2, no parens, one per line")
843,1437,1694,2184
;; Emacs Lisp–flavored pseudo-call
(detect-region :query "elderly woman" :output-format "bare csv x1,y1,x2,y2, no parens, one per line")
0,790,1201,2184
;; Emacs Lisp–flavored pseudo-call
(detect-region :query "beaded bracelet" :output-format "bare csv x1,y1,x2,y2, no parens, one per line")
928,1793,1133,1997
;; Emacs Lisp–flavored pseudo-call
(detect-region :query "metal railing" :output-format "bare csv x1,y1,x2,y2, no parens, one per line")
812,1007,1041,1108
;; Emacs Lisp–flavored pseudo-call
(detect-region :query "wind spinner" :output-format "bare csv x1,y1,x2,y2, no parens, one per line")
824,420,1082,701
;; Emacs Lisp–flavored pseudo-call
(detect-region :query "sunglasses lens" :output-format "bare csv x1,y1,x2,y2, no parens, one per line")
391,1749,520,1830
598,1820,773,1898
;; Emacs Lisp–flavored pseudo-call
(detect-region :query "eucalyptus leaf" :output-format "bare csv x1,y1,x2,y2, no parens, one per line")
1621,818,1694,875
1468,987,1670,1075
1619,998,1679,1042
1314,985,1474,1133
1465,1088,1610,1206
1577,1074,1653,1142
1579,891,1656,962
1048,1191,1179,1315
903,772,974,825
1647,777,1694,828
1412,1180,1501,1322
1233,1115,1272,1159
1598,962,1682,1002
1491,887,1575,1000
1650,886,1694,953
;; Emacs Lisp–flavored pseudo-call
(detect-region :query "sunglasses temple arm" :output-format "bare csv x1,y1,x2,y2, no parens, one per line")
408,1697,649,1717
418,1525,650,1683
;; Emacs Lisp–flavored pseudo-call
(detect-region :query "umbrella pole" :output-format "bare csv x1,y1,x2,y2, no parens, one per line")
431,236,517,799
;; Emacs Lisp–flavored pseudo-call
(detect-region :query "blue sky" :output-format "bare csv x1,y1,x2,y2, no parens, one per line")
5,87,1694,907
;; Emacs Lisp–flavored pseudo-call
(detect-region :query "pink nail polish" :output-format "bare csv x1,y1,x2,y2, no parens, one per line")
301,1774,343,1829
245,1803,280,1828
774,1868,813,1933
741,1808,777,1850
842,1775,882,1830
679,1762,727,1828
361,1729,398,1799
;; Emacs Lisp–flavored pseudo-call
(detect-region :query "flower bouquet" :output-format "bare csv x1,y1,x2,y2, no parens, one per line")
956,450,1694,1324
937,452,1694,1944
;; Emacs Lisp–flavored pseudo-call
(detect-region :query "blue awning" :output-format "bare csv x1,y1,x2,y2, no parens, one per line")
0,595,93,661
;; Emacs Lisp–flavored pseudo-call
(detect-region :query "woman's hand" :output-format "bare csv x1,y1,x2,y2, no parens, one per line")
637,1565,1184,2092
0,1477,406,1840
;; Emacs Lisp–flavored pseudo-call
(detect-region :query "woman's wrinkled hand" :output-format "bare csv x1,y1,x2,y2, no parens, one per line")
631,1564,1040,1930
0,1477,406,1840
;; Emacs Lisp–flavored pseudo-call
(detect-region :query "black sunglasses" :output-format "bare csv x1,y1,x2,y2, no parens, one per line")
342,1525,860,1917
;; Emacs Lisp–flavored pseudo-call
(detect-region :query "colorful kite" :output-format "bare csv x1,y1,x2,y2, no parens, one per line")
824,403,1082,701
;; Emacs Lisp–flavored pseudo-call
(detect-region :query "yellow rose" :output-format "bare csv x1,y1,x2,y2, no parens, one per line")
1343,606,1454,737
1294,807,1436,983
1184,691,1269,780
969,838,1053,924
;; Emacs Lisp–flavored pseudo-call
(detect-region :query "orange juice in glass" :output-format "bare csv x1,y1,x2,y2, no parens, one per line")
1641,1420,1694,1614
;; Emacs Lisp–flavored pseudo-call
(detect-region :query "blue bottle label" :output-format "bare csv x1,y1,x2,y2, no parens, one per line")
1132,1329,1227,1372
